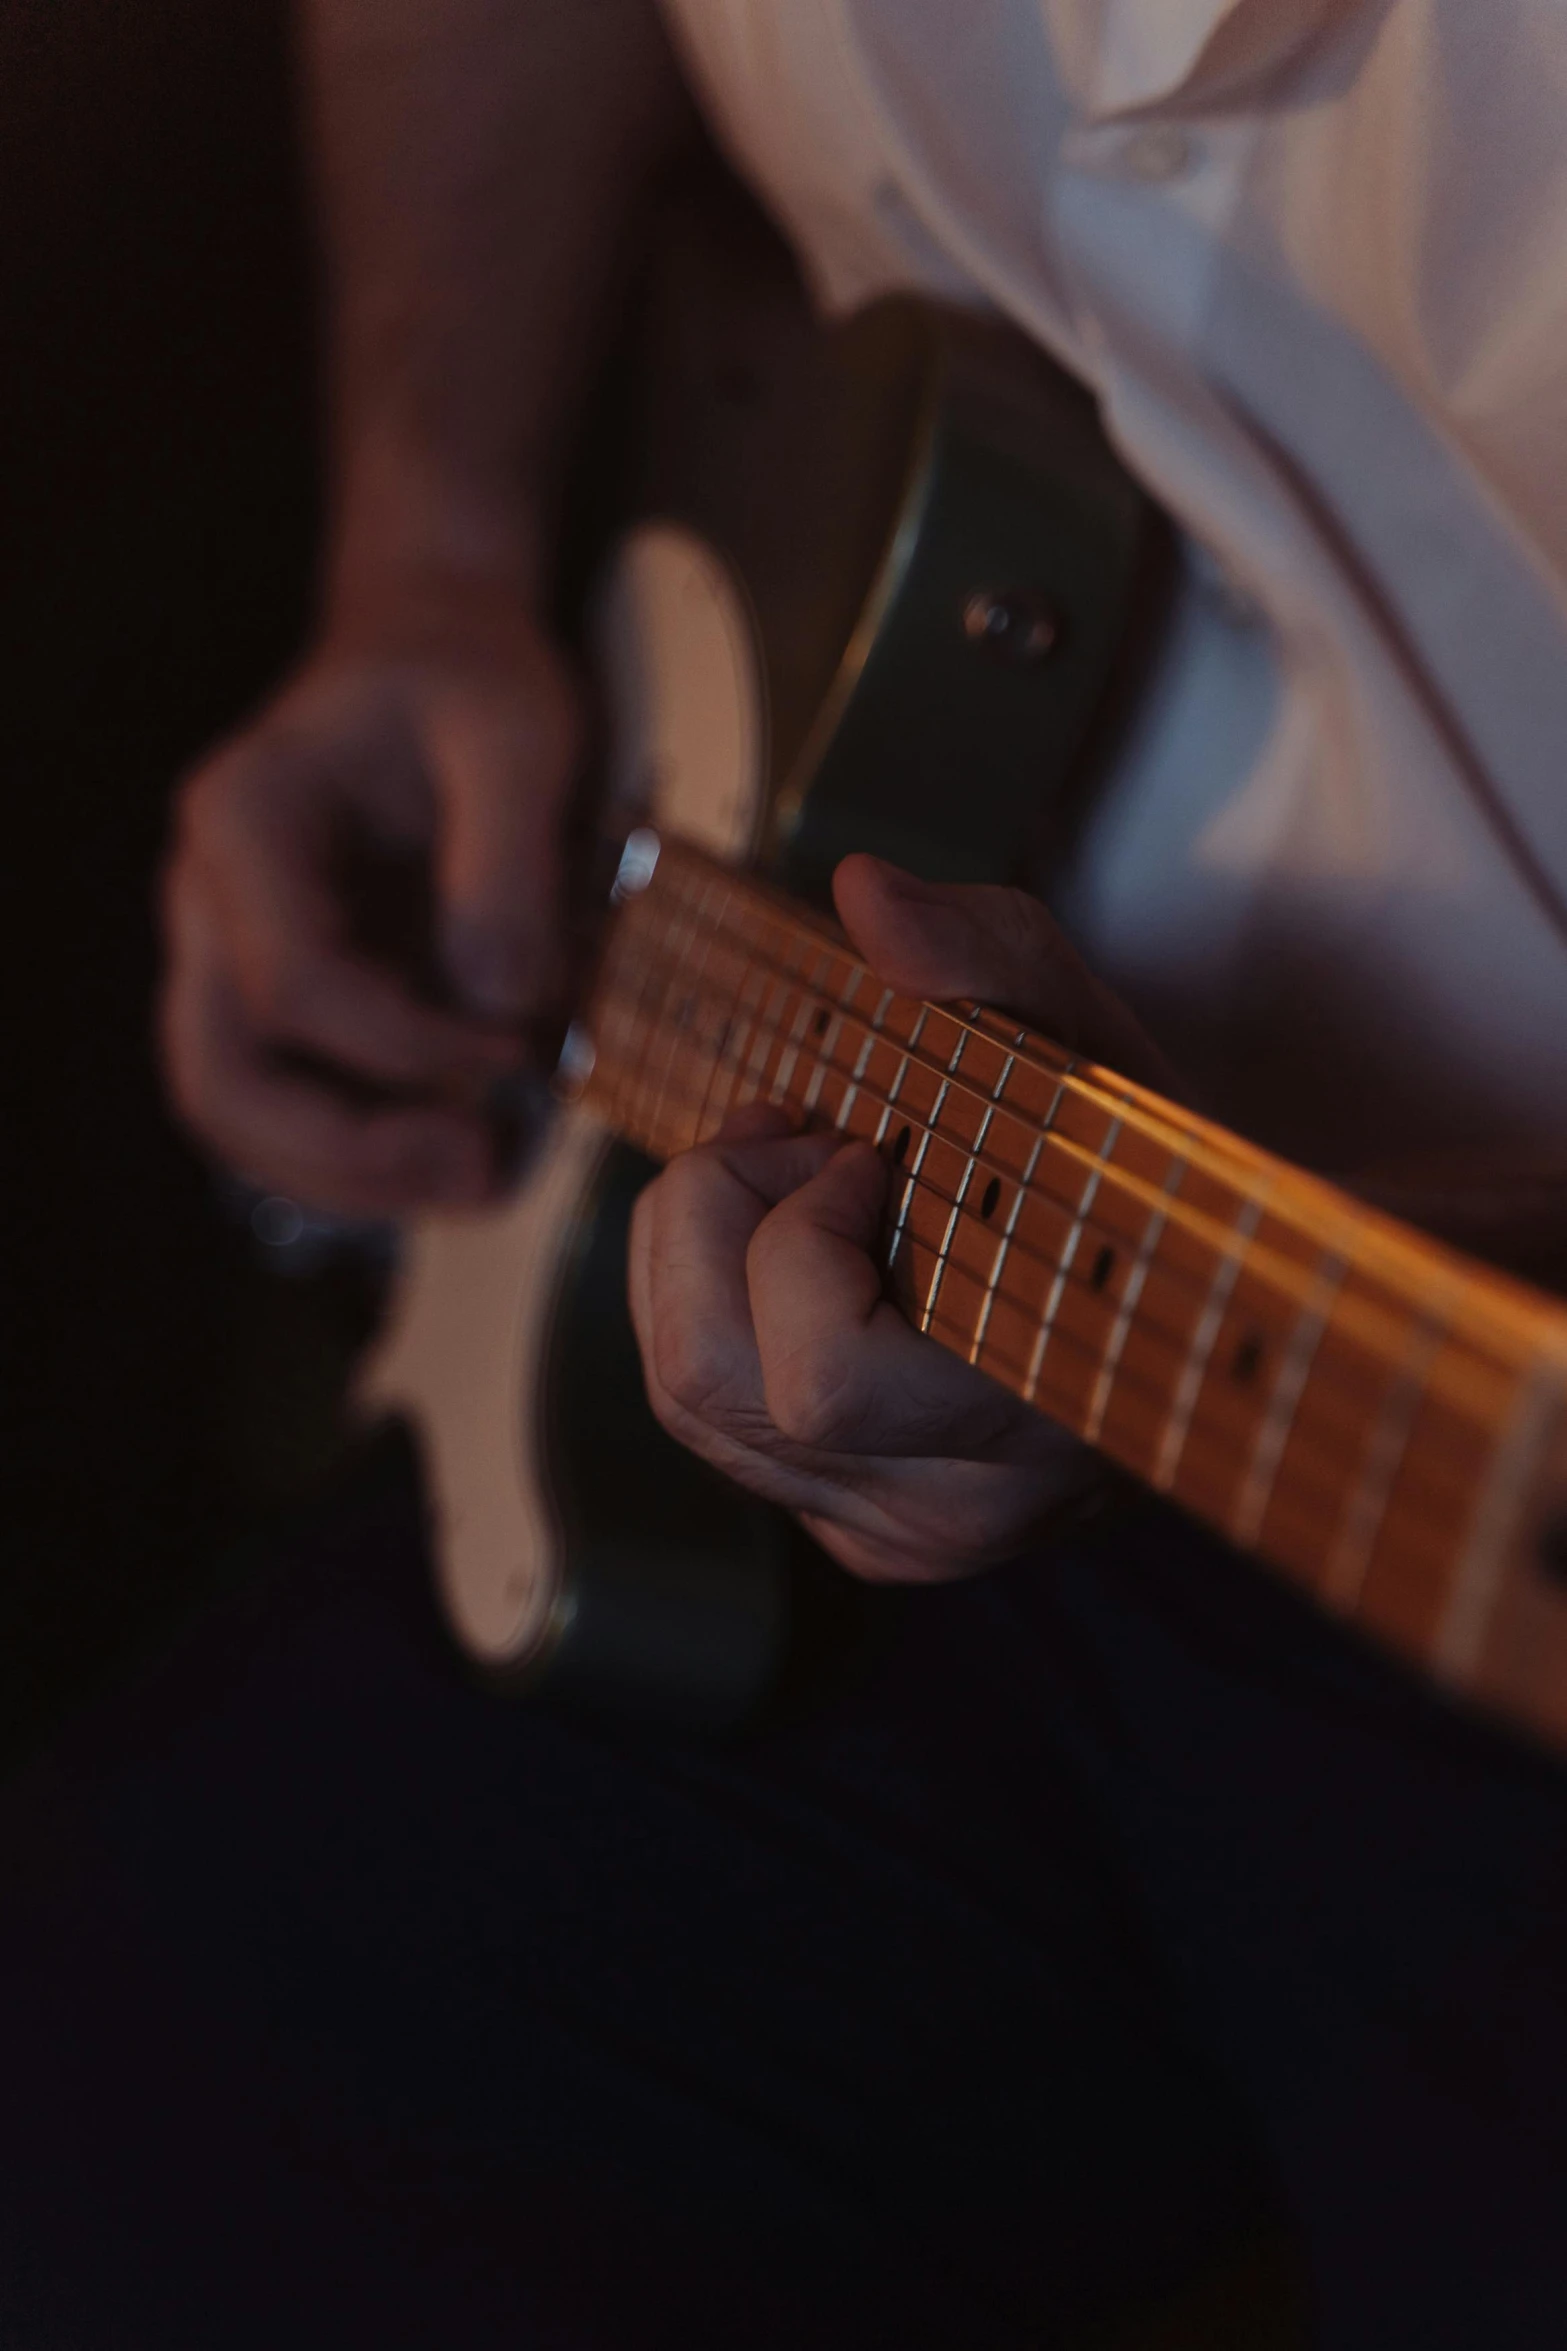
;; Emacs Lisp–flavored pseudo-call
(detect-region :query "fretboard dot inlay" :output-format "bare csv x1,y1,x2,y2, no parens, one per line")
581,842,1567,1759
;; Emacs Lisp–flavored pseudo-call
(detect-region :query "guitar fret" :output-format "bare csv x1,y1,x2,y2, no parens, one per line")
803,967,866,1116
1024,1109,1125,1404
837,988,894,1130
1320,1310,1447,1614
972,1145,1042,1362
872,1005,930,1147
708,949,775,1127
1435,1361,1566,1679
610,895,681,1140
1229,1249,1346,1548
642,874,723,1149
748,971,796,1102
568,837,1567,1766
769,948,835,1103
684,878,750,1143
880,1007,935,1266
723,902,799,1116
891,1024,970,1282
923,1115,989,1332
923,1050,1015,1336
751,924,802,1103
1153,1191,1267,1491
1082,1151,1188,1446
755,913,820,1103
971,1061,1071,1364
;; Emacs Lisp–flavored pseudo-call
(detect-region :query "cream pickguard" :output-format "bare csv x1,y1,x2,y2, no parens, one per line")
360,526,766,1676
354,259,1165,1720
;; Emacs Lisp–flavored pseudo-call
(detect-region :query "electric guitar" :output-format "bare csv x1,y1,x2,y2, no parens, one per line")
584,826,1567,1752
363,194,1567,1756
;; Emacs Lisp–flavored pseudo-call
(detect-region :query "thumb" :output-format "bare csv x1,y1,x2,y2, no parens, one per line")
431,640,583,1021
831,854,1180,1096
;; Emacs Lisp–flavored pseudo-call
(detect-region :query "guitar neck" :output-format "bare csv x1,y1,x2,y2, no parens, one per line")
576,831,1567,1754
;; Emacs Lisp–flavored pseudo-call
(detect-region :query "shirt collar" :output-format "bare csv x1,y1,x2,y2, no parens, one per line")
1042,0,1338,117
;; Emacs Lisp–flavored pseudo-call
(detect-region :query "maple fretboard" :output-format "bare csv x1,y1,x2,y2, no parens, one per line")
575,832,1567,1755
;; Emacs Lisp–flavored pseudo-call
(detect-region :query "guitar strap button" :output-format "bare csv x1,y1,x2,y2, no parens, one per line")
962,587,1062,668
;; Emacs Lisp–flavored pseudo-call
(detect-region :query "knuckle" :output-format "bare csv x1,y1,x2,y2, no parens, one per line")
655,1148,738,1238
643,1372,699,1448
682,1139,737,1187
994,883,1051,950
743,1189,828,1288
988,888,1061,988
651,1316,740,1426
767,1348,858,1451
640,1343,728,1461
248,950,328,1039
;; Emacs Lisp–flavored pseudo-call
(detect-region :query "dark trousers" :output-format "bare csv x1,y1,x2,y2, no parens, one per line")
3,1463,1566,2349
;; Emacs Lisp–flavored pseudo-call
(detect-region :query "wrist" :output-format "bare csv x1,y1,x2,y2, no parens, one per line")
324,423,552,635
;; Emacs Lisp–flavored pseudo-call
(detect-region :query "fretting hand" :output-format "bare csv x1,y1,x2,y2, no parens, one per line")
627,855,1177,1583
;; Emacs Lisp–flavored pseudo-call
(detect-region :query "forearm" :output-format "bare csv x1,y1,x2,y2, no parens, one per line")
298,0,694,614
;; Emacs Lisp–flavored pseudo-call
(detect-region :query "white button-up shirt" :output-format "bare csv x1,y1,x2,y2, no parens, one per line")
658,0,1567,1179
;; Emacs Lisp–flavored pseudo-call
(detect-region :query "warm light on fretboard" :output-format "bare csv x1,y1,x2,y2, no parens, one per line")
576,833,1567,1750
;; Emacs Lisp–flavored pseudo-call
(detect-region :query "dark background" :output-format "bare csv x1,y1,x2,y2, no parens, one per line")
0,30,1311,2338
0,0,322,1766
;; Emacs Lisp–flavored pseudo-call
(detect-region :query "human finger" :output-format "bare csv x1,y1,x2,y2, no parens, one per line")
160,894,493,1214
632,1123,843,1437
745,1140,1050,1460
626,1136,1083,1567
831,855,1178,1091
431,635,583,1022
178,740,521,1088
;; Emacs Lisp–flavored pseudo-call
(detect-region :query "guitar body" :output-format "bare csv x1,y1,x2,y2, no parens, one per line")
364,529,799,1727
364,182,1166,1726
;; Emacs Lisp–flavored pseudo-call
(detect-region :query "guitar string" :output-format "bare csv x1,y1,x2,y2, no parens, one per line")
651,850,1345,1236
593,927,1510,1414
634,863,1498,1351
593,923,1494,1416
596,855,1541,1619
610,861,1525,1406
648,848,1561,1353
602,912,1307,1328
591,966,1498,1539
593,1025,1479,1575
595,938,1248,1340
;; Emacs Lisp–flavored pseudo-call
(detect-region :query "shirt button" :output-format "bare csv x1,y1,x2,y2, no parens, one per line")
1119,125,1199,183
